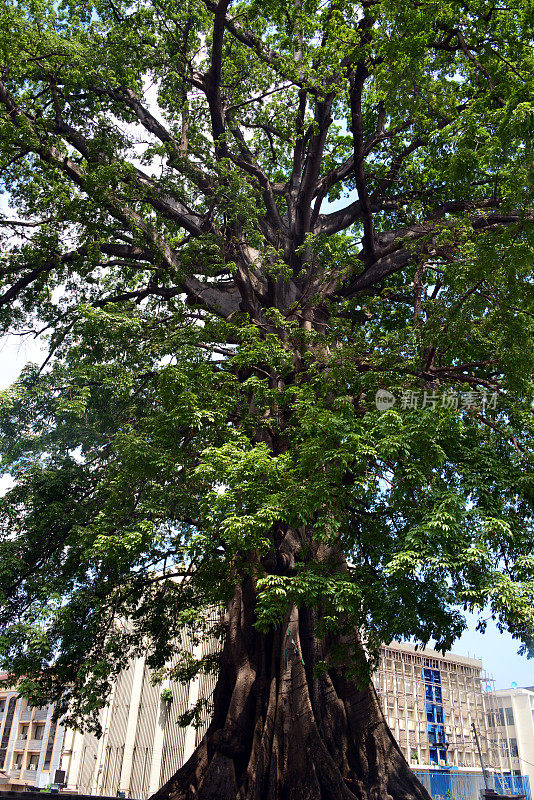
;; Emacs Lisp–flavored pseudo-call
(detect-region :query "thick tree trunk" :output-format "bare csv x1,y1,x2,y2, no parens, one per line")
151,578,431,800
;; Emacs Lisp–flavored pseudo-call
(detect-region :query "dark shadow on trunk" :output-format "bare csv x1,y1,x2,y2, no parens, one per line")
151,576,431,800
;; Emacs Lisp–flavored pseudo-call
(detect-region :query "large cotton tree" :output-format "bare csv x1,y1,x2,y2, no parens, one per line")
1,0,534,798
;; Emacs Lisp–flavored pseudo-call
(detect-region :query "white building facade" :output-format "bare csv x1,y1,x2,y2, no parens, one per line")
487,687,534,789
65,642,528,798
64,638,214,799
0,683,65,790
1,648,531,797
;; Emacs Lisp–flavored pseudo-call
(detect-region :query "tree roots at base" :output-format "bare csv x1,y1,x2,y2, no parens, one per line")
151,581,431,800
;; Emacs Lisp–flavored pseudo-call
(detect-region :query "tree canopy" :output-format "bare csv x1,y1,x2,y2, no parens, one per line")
0,0,533,736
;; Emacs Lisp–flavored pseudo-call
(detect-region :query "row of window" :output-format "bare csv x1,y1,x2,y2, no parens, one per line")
0,699,47,714
384,652,479,678
489,737,519,758
487,707,515,727
0,697,56,772
13,752,39,770
429,747,448,765
423,668,441,685
426,702,444,724
425,683,443,703
16,723,46,740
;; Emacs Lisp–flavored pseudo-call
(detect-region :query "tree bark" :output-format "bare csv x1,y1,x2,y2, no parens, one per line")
151,577,431,800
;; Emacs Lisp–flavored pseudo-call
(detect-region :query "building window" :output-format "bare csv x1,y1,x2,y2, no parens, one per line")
509,738,519,758
428,724,447,746
28,755,39,771
493,708,505,726
43,719,57,771
422,667,442,684
33,725,45,740
505,707,514,725
0,697,17,769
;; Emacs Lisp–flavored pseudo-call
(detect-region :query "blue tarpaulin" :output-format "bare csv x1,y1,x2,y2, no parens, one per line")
413,772,532,800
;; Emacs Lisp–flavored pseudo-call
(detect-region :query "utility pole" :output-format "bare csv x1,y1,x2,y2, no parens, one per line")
472,721,527,800
472,721,491,791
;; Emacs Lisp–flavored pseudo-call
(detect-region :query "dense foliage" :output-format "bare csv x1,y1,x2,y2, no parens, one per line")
0,0,533,733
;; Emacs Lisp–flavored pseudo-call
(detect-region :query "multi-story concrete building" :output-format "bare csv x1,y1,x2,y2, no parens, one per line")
65,641,521,798
375,641,497,773
486,686,534,788
64,636,215,799
0,680,66,790
0,646,530,798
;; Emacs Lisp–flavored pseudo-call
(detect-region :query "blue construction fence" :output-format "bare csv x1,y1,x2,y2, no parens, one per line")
413,771,532,800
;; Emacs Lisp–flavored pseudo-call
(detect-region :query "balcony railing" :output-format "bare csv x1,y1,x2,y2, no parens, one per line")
27,739,44,751
18,710,32,722
33,709,48,721
23,768,39,781
10,769,21,778
13,739,27,750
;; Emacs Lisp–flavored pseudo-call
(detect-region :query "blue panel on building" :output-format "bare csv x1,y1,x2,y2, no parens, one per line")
423,667,447,764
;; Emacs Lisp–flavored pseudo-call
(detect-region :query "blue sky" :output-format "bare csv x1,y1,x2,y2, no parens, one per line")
453,614,532,690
